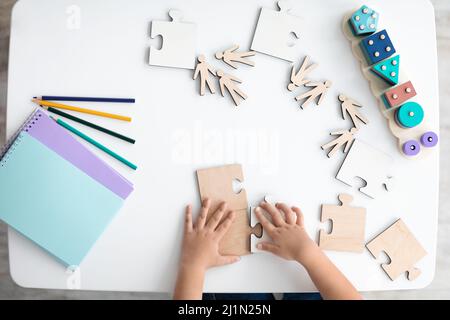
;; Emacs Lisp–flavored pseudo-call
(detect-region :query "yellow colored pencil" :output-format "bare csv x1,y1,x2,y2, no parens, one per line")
32,98,132,122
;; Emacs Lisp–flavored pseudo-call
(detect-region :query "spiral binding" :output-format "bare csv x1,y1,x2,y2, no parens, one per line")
0,109,43,167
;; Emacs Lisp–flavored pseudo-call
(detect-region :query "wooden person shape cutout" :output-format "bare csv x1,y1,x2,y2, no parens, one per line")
215,45,255,69
288,56,318,91
193,55,216,96
295,80,332,108
217,69,248,106
339,94,369,129
321,128,358,158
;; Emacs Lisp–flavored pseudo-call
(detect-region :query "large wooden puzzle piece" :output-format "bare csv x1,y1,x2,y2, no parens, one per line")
342,6,438,158
196,164,250,255
336,139,394,199
149,10,196,69
319,194,366,253
251,1,302,62
366,219,427,281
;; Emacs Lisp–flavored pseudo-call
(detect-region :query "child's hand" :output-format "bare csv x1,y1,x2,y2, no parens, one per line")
180,199,240,272
255,202,320,267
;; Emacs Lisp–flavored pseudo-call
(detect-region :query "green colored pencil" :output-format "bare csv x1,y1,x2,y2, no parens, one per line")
45,106,135,144
52,117,137,170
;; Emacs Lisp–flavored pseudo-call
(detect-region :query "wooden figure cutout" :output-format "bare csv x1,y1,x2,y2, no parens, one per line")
288,56,318,91
366,219,427,281
321,128,358,158
295,80,332,108
215,45,255,69
339,94,369,129
319,193,366,253
217,69,248,106
193,55,216,96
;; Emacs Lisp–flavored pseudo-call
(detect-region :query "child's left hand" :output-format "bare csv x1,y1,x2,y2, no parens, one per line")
179,199,240,272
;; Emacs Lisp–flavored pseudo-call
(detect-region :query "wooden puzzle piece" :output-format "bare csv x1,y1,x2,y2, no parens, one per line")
217,69,247,106
360,29,396,65
196,164,250,255
339,94,369,129
321,128,358,158
371,55,400,86
149,10,196,69
336,139,393,199
366,219,427,281
196,164,248,213
251,0,302,62
319,194,366,253
215,45,255,69
349,5,379,36
288,56,318,91
219,208,252,256
295,80,332,108
383,81,417,109
193,55,216,96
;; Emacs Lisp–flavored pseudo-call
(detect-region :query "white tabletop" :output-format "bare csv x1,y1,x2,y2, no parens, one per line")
6,0,439,293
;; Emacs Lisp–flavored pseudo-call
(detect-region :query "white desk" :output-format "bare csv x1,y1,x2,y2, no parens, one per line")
6,0,439,292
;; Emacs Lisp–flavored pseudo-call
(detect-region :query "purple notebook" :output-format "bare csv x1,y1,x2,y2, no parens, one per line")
24,108,133,199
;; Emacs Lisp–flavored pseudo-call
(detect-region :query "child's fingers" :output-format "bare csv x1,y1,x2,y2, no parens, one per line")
292,207,304,226
185,205,193,233
215,211,235,239
195,198,210,230
256,242,281,256
217,255,241,266
206,202,227,231
260,202,285,227
276,203,295,224
255,208,276,235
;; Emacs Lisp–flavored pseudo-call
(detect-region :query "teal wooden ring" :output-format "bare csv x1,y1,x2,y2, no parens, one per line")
395,102,424,128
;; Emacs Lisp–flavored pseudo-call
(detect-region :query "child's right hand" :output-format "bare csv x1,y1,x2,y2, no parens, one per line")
255,202,320,267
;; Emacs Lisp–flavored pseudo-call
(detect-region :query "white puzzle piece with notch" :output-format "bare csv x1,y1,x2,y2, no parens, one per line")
336,139,394,199
251,1,302,62
149,9,196,69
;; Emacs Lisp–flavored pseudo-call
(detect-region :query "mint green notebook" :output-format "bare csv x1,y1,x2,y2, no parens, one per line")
0,132,123,266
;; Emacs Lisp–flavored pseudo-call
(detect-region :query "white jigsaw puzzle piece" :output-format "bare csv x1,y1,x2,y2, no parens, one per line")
336,139,394,199
251,1,302,62
250,207,272,253
149,10,196,69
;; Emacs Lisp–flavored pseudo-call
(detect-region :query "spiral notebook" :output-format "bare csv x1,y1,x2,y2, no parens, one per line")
0,108,134,266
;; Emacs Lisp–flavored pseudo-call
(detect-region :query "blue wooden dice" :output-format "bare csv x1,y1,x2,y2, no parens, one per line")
350,5,379,36
360,30,396,65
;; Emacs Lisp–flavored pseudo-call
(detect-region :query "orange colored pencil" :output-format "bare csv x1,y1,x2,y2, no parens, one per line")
32,98,132,122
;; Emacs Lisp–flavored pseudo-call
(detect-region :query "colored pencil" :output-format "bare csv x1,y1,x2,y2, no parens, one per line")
35,96,135,103
52,117,137,170
32,98,132,122
44,107,135,144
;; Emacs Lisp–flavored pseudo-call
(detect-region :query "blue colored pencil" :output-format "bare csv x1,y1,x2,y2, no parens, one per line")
35,96,135,103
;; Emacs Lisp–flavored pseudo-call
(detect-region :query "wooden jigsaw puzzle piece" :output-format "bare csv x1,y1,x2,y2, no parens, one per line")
251,1,302,62
319,194,366,253
196,164,248,212
149,10,196,69
196,164,249,255
366,219,427,281
336,139,393,199
219,208,252,256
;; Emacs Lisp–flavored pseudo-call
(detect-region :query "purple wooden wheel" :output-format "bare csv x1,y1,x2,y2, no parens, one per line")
420,131,438,148
402,140,420,156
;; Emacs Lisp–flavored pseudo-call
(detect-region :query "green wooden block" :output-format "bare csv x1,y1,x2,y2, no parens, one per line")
371,55,400,86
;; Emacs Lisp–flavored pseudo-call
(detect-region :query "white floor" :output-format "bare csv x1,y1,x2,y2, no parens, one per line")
0,0,449,299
